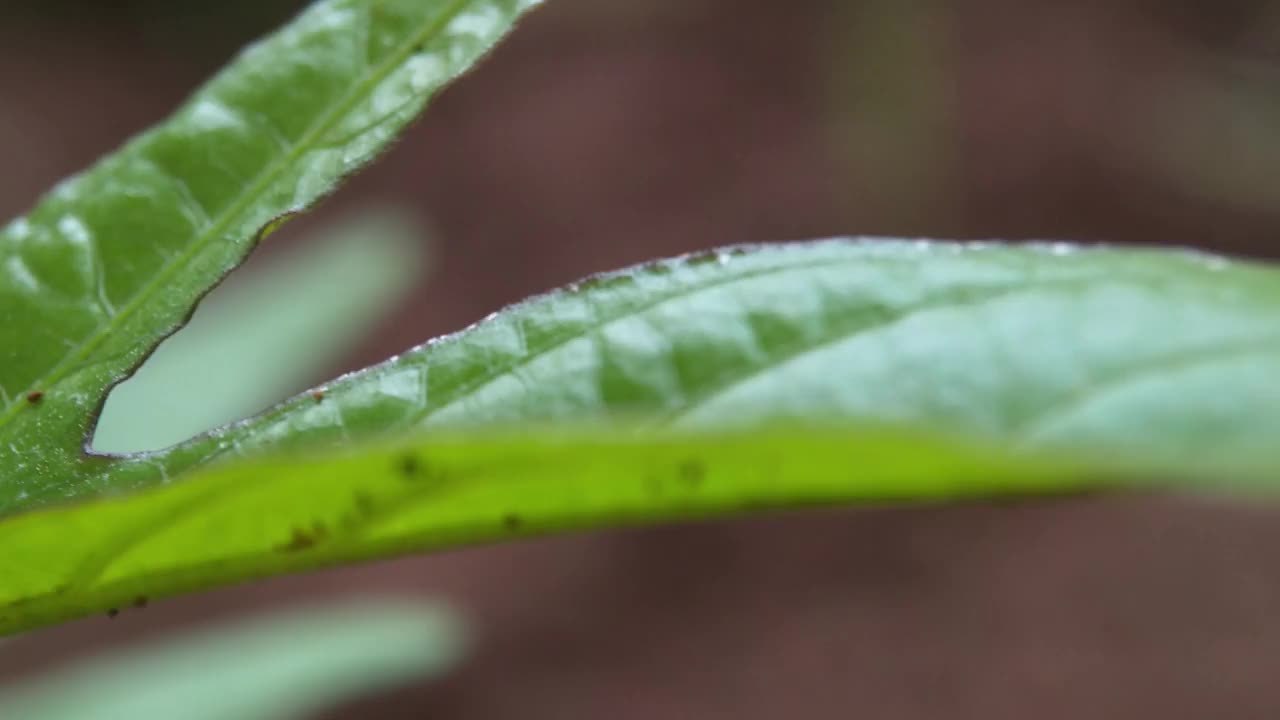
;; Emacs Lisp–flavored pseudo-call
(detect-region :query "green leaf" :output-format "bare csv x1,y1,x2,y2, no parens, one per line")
93,209,424,454
2,0,1277,643
0,427,1105,636
99,239,1280,498
2,239,1277,634
0,600,465,719
0,0,542,510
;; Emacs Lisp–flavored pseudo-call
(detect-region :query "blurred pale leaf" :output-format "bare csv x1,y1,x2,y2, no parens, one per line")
0,600,465,720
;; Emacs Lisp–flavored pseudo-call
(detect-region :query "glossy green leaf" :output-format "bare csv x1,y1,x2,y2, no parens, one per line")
0,0,542,510
91,239,1280,500
3,238,1279,633
2,0,1279,642
0,427,1112,635
93,209,424,453
0,600,465,719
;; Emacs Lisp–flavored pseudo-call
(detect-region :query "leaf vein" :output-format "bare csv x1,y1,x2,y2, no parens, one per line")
1014,336,1280,442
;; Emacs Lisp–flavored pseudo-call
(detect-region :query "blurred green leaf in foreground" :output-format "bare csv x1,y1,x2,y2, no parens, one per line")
0,599,465,720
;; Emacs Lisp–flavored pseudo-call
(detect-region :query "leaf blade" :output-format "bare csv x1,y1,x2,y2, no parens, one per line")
118,239,1280,493
3,239,1278,634
0,600,465,719
0,0,542,510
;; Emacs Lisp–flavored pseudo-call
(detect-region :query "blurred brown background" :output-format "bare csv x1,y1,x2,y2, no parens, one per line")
3,0,1280,717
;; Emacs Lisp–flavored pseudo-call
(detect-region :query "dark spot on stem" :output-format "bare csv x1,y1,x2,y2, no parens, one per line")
133,596,148,609
398,454,422,478
678,459,705,487
106,608,119,619
342,493,376,529
353,491,375,515
25,391,43,404
502,513,523,531
278,525,326,553
399,453,419,476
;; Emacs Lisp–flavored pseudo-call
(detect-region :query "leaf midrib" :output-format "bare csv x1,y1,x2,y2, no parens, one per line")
0,0,472,433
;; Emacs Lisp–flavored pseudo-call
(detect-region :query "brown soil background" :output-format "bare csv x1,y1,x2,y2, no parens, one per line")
3,1,1280,717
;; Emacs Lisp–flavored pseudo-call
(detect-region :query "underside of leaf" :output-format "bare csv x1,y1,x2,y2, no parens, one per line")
0,427,1111,636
